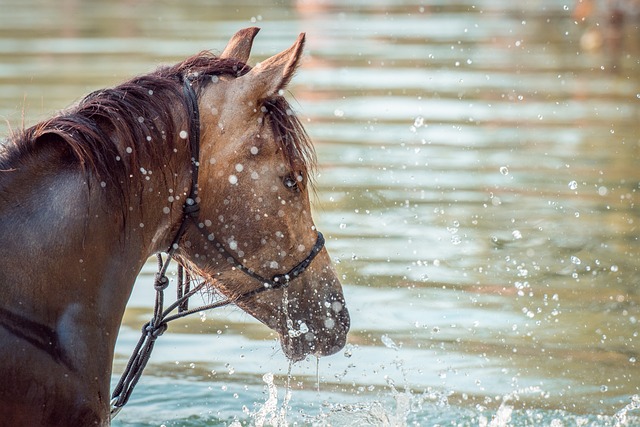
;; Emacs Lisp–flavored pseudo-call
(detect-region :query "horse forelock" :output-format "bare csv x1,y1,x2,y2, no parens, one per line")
261,96,317,189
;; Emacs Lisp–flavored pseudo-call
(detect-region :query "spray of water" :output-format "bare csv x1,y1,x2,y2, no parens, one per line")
248,372,292,427
614,394,640,427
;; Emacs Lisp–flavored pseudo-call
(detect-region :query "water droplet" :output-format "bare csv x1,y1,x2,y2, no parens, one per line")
571,256,581,265
343,345,353,358
228,175,238,185
512,230,522,239
381,334,399,351
299,322,309,333
179,130,188,139
568,180,578,190
324,318,335,329
499,166,509,175
413,116,425,128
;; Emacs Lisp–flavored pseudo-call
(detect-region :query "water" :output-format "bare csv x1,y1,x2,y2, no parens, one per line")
1,0,639,425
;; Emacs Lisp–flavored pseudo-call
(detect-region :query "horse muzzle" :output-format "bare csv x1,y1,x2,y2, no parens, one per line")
278,286,350,362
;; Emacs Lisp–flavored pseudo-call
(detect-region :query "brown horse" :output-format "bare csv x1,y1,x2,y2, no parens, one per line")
0,28,349,426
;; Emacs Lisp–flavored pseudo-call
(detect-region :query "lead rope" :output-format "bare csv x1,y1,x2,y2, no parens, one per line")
109,252,234,419
109,230,326,419
109,222,200,417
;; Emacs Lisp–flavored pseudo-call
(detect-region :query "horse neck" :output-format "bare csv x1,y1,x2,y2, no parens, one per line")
0,141,189,425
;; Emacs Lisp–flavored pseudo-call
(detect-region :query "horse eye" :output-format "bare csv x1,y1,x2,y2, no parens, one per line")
283,174,301,191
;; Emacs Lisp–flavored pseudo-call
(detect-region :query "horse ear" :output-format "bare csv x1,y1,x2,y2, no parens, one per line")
220,27,260,63
238,32,305,101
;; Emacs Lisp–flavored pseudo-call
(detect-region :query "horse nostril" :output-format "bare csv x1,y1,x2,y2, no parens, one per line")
327,294,350,330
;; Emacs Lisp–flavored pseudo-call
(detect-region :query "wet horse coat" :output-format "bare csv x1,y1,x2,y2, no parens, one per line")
0,28,349,426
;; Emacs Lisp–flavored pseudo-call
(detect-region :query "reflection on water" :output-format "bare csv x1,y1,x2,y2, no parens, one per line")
1,0,639,425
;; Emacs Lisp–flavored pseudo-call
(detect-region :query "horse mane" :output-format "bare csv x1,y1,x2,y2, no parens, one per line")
0,51,316,204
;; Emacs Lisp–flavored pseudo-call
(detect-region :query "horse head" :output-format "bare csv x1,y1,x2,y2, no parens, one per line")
178,28,350,362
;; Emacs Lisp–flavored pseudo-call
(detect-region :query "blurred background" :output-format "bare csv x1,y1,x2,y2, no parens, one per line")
1,0,639,425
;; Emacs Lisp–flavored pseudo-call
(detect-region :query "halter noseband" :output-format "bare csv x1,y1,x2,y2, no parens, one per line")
110,73,325,418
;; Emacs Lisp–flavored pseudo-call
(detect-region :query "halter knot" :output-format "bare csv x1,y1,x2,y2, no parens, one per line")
144,321,167,338
154,273,170,291
183,202,200,218
271,273,291,285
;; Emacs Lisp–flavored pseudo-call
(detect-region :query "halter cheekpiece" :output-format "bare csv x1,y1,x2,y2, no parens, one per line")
110,73,326,418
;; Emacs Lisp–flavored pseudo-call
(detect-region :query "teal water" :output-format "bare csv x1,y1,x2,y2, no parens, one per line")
1,0,639,425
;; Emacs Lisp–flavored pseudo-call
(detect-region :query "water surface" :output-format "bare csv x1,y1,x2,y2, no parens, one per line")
1,0,639,425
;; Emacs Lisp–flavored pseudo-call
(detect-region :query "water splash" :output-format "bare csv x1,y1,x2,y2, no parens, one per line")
309,384,452,426
251,372,291,427
614,395,640,427
479,387,544,427
479,397,513,427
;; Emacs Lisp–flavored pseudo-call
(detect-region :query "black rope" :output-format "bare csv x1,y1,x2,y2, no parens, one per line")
109,232,326,417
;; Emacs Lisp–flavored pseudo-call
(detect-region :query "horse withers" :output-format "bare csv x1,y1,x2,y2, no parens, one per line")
0,28,349,426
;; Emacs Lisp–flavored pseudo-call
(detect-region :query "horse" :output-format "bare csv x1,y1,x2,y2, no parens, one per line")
0,27,350,426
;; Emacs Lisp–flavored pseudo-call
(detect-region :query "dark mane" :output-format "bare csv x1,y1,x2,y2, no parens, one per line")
0,51,316,202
